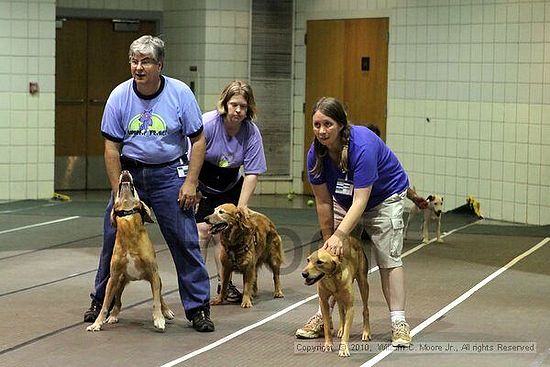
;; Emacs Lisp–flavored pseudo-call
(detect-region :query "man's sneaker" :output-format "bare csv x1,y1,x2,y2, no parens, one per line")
83,299,102,323
391,321,412,347
191,309,215,332
295,313,327,339
217,280,243,304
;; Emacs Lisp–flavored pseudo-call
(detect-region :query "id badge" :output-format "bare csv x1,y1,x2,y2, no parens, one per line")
335,178,354,196
177,165,189,178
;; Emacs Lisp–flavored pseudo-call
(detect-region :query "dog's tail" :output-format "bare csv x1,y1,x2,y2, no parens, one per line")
276,233,286,265
266,229,286,266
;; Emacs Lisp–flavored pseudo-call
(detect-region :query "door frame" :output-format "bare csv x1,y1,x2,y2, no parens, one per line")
56,8,162,26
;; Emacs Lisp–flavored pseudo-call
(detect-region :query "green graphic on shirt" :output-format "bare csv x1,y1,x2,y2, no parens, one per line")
128,110,167,136
218,155,229,167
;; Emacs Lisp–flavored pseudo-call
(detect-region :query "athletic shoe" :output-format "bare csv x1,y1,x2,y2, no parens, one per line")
217,280,243,304
391,321,412,347
295,313,326,339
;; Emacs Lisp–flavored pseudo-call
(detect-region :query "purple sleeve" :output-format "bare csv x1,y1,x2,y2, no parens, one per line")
100,93,124,141
307,144,325,185
243,123,267,174
180,86,203,137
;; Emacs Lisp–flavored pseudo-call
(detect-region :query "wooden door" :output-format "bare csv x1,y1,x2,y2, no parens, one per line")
55,19,88,189
303,18,389,194
55,19,156,190
86,19,156,189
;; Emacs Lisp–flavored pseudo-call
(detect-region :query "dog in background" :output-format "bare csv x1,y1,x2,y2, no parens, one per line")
301,235,370,357
206,203,284,308
405,194,444,243
87,171,174,332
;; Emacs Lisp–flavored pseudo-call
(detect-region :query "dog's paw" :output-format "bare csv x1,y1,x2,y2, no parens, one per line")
422,238,429,244
437,238,444,243
154,317,166,332
322,343,333,353
86,323,102,332
210,296,224,306
163,308,175,320
362,331,371,341
273,290,284,298
240,299,253,308
106,315,119,324
338,343,350,357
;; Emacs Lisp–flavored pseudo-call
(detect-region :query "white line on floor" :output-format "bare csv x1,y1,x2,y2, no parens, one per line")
159,220,479,366
0,216,80,235
159,295,319,367
359,236,550,367
0,202,59,214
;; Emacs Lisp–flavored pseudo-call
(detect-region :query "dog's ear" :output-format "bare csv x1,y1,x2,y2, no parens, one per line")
236,206,252,229
140,201,155,223
237,206,250,220
110,208,117,228
330,252,343,273
427,195,434,201
109,192,118,227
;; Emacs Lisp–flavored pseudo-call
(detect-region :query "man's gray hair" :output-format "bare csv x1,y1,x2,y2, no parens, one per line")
129,35,165,64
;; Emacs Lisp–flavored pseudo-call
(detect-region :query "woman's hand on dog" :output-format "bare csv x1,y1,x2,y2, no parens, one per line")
413,195,429,209
323,234,344,257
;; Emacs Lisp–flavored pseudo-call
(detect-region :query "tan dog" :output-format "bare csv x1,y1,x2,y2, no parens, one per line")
87,171,174,332
301,236,370,357
405,194,444,243
206,203,284,308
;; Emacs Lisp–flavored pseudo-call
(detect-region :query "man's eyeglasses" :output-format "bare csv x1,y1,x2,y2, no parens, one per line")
129,58,158,67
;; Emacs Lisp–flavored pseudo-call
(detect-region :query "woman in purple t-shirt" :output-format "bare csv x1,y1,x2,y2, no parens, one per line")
196,80,267,303
295,97,412,347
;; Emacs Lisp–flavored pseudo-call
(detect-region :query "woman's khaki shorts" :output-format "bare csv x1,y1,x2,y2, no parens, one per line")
333,190,406,269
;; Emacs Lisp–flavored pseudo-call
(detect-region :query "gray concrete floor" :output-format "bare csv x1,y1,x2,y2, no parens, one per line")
0,193,548,367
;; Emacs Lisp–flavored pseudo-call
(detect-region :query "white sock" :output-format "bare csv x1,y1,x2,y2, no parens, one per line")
390,310,406,324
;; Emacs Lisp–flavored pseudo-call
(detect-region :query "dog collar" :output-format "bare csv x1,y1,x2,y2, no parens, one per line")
114,208,141,218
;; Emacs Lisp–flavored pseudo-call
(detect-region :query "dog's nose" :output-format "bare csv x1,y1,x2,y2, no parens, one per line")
301,271,309,279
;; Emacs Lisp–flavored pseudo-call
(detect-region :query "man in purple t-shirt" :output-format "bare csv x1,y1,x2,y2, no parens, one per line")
84,35,214,332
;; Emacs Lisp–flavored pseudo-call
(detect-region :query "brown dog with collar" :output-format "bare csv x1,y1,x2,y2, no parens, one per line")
87,171,174,332
206,203,284,308
302,235,371,357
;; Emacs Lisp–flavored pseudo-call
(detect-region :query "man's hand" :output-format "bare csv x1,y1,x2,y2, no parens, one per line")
178,181,198,209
